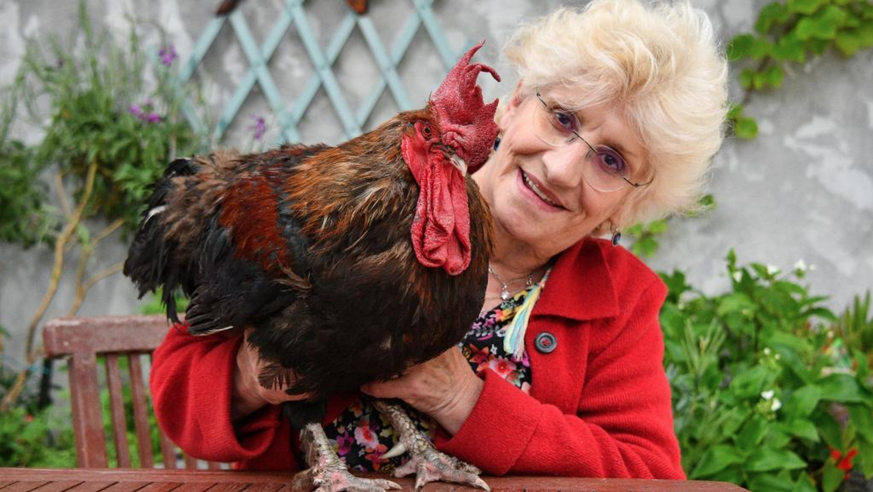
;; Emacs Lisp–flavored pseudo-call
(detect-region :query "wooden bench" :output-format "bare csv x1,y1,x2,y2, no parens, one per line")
42,315,222,469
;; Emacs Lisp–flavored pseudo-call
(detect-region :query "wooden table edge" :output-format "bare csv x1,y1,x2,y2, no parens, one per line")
0,468,750,491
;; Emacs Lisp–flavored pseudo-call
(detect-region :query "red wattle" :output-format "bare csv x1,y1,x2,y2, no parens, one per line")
402,134,471,276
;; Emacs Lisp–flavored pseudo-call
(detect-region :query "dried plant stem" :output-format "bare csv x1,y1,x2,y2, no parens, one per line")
26,161,97,354
0,161,97,413
169,132,177,162
66,218,125,315
93,218,124,244
54,170,71,218
68,243,93,315
68,263,124,316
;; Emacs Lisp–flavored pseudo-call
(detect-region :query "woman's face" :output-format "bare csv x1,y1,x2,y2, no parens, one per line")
474,85,649,261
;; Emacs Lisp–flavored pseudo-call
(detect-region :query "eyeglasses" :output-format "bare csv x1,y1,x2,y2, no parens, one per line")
532,87,654,193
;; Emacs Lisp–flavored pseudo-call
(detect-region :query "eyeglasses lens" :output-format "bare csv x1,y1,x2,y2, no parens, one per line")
532,101,627,192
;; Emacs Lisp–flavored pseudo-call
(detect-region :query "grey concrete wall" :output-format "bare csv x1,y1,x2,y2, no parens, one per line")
1,0,871,367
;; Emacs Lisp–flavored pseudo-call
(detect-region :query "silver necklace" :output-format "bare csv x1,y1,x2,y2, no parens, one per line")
488,265,535,301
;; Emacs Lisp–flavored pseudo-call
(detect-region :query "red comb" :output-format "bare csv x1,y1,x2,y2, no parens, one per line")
431,41,501,173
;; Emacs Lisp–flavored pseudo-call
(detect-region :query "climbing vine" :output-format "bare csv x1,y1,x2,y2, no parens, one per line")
727,0,873,139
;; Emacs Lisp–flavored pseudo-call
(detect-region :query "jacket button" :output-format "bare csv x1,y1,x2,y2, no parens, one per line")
535,332,557,354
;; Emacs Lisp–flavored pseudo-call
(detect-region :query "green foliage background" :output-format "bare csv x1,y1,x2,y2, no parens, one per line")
663,255,873,492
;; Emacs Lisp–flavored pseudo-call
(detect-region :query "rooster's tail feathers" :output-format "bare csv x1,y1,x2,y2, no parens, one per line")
123,158,201,324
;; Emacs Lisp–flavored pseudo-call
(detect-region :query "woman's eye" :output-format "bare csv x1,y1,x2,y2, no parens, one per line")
550,111,577,132
598,150,627,174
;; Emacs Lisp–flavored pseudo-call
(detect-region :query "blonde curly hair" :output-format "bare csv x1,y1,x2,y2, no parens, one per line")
499,0,729,228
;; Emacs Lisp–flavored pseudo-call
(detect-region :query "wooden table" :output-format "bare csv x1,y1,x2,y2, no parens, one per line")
0,468,749,491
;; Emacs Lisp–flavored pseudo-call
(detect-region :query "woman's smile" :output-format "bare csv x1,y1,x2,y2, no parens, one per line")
517,168,566,212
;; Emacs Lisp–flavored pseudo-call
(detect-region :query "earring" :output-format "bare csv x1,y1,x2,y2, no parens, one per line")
493,136,501,150
610,223,621,247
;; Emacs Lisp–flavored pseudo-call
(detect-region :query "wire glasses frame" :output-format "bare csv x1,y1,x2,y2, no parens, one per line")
533,87,654,192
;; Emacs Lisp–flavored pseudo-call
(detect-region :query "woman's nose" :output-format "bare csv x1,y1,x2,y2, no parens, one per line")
541,141,588,188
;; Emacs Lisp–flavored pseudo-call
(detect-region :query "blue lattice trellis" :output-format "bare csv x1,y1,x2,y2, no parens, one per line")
159,0,468,145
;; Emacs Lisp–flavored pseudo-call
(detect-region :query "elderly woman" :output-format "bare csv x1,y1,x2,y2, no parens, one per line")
150,0,727,482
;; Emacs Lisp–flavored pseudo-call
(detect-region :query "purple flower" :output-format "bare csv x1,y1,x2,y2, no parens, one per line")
336,432,354,455
250,114,267,140
159,45,177,66
129,102,163,124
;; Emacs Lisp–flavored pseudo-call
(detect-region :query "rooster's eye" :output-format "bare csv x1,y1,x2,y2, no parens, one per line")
421,124,432,137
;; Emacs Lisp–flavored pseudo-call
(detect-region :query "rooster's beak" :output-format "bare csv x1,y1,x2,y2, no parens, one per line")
434,143,468,177
450,154,468,177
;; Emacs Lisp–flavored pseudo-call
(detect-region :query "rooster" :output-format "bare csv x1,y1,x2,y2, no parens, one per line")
124,43,498,491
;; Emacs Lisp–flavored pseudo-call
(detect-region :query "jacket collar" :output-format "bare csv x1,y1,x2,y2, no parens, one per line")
532,237,619,321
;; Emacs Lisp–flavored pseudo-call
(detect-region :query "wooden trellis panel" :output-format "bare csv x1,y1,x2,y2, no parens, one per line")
158,0,467,144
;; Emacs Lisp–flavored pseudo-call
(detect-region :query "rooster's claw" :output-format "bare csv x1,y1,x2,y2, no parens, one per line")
372,400,490,491
393,444,490,491
295,423,402,492
293,467,401,492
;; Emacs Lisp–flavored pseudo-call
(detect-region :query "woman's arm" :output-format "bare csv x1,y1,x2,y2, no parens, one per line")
149,325,300,463
363,279,684,479
442,294,682,479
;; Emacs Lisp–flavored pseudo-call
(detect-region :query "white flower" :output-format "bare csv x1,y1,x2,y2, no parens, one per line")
761,390,775,400
763,347,771,356
732,271,742,282
766,264,780,275
771,398,782,412
794,259,808,272
775,353,781,360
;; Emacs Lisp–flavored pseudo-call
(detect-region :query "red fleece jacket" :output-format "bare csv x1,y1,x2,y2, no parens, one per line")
150,237,684,478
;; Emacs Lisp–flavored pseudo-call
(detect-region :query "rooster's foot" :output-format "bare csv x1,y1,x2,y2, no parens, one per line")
294,423,402,492
372,400,490,492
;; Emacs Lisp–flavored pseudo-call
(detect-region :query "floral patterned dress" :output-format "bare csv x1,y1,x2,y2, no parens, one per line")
317,286,536,473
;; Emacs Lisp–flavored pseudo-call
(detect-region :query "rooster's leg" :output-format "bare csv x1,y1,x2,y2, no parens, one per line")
293,422,401,492
371,400,490,492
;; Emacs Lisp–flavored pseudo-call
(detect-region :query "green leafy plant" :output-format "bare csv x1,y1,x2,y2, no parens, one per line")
0,361,165,468
662,252,873,492
0,407,50,466
0,141,55,248
0,351,67,467
19,6,203,231
727,0,873,138
140,288,189,317
0,76,56,249
835,292,873,371
0,2,208,412
625,219,668,258
626,194,715,258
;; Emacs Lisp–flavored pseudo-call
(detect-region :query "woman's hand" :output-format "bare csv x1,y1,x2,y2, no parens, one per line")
231,328,310,423
361,346,483,435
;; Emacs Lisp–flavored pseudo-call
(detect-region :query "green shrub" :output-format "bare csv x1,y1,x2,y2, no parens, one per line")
0,358,167,468
0,407,50,466
662,252,873,492
835,291,873,371
727,0,873,139
1,2,209,248
0,351,74,467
